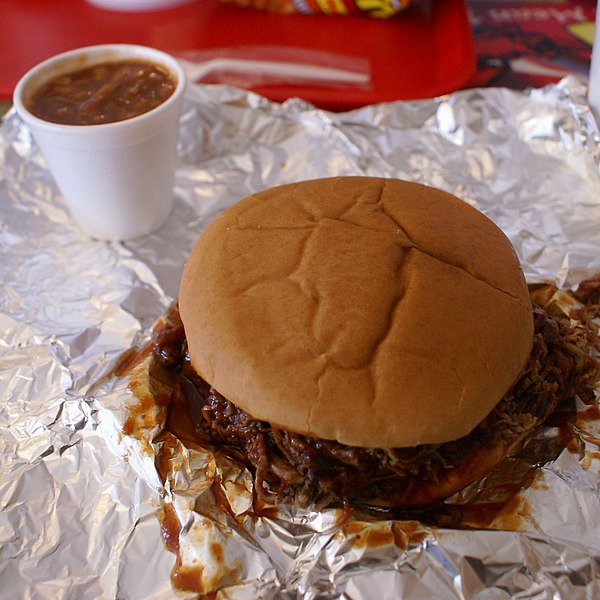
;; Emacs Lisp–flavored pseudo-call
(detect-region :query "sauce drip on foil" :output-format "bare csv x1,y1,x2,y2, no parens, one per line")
116,275,600,596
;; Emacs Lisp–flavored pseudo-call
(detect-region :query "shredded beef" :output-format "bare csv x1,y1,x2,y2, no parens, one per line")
152,293,600,509
574,272,600,306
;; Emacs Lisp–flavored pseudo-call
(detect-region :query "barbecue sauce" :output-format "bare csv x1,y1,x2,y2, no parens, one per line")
28,60,176,125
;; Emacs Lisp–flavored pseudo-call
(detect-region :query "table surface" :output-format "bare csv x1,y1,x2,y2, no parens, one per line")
1,0,475,111
0,0,596,112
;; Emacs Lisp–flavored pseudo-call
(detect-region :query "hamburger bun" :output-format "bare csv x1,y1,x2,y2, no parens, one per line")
179,176,534,448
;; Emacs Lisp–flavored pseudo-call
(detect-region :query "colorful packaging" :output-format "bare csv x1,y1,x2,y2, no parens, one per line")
221,0,410,19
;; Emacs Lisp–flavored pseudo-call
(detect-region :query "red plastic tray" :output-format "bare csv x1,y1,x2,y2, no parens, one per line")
0,0,475,110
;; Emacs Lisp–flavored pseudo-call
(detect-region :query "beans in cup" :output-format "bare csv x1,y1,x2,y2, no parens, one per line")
27,60,177,126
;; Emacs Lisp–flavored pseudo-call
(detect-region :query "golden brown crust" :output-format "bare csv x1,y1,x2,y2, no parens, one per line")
179,177,534,448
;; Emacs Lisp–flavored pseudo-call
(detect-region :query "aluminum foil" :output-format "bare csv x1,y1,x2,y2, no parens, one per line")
1,75,600,599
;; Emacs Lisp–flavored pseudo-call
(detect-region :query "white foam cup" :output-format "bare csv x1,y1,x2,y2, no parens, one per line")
13,44,186,240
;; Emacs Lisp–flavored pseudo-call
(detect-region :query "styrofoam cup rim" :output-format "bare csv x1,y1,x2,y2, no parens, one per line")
13,44,186,133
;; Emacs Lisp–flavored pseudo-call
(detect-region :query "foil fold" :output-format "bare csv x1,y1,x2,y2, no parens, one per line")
1,75,600,599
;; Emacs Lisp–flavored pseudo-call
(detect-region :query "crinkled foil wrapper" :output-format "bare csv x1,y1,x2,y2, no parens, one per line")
1,75,600,599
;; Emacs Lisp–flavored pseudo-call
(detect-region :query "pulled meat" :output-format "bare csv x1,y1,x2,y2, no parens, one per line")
152,294,600,509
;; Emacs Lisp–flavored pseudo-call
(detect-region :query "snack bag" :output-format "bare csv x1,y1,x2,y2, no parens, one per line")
222,0,410,19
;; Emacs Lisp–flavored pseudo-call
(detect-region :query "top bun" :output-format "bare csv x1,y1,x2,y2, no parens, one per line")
179,177,533,448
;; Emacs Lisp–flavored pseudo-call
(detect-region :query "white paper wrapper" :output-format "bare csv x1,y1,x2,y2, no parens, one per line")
1,75,600,599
